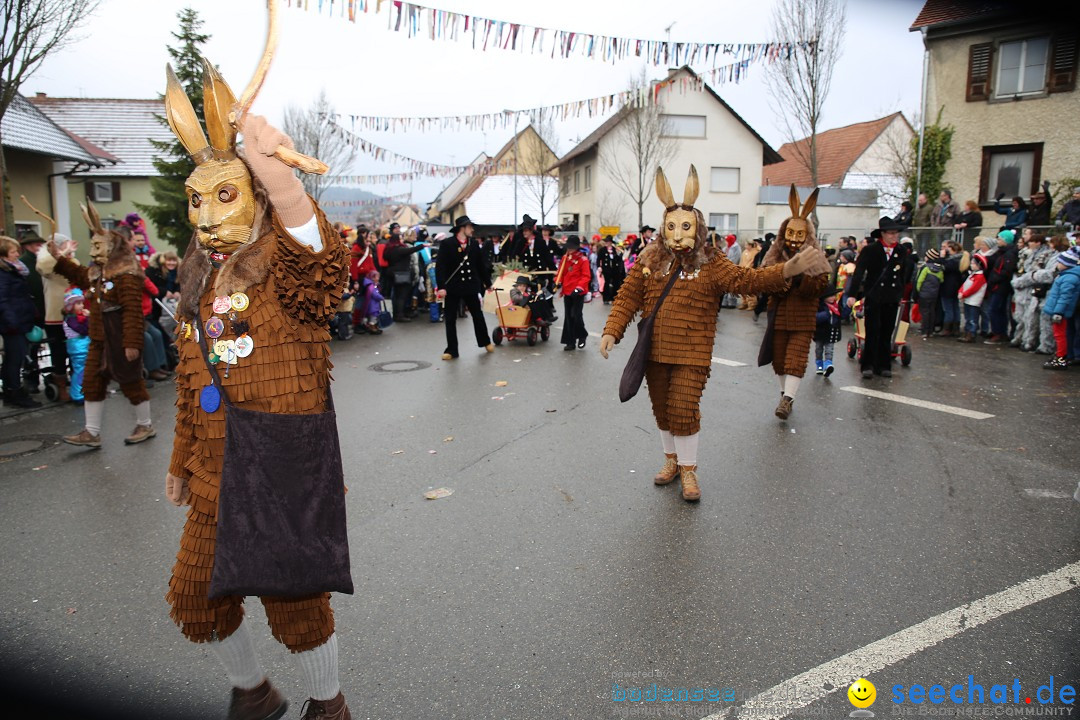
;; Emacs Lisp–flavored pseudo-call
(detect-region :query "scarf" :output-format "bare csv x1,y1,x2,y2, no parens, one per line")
4,258,29,277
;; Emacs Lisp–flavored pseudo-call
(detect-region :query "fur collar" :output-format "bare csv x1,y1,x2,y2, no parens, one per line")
178,219,277,321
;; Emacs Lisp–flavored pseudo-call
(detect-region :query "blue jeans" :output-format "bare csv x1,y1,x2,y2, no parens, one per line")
988,290,1010,336
941,297,959,326
963,304,981,334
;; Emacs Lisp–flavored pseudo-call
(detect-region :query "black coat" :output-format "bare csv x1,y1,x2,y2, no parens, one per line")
986,244,1018,293
383,242,423,275
1028,201,1051,227
940,253,965,298
848,242,913,305
0,260,37,335
597,247,625,278
435,236,489,292
504,232,555,271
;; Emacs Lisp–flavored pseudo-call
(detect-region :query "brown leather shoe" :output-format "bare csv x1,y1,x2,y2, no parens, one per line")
124,424,156,445
63,429,101,448
775,395,794,420
653,453,680,485
227,679,288,720
680,465,700,502
300,692,351,720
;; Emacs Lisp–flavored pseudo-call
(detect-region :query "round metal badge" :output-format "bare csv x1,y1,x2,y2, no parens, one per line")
230,292,250,312
212,296,232,314
233,335,254,358
213,339,233,357
205,317,225,339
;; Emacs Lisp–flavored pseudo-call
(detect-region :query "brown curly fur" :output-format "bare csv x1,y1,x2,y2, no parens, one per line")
760,217,820,268
638,207,716,274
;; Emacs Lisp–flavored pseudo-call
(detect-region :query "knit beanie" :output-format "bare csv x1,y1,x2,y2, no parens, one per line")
63,287,84,313
972,253,988,270
1058,249,1080,269
998,229,1015,244
924,247,940,262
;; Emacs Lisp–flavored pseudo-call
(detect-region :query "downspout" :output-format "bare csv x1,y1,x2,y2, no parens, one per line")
914,27,930,201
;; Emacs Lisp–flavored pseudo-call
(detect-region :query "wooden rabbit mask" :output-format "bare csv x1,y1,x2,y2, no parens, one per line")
782,184,820,253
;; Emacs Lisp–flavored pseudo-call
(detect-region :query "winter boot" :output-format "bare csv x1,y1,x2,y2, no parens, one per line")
51,372,70,403
679,465,700,502
300,692,351,720
1042,356,1068,370
227,678,288,720
775,394,794,419
3,388,42,408
654,453,680,485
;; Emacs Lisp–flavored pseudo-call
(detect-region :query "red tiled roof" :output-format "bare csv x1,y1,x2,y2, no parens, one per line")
909,0,1017,31
761,113,906,187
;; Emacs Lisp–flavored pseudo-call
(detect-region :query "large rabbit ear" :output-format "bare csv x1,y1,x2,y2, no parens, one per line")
683,165,700,207
80,202,104,235
201,57,238,156
655,166,676,208
165,63,211,164
788,184,801,217
801,187,820,219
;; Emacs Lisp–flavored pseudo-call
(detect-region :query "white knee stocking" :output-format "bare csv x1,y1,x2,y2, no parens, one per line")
294,633,340,701
673,433,699,466
783,375,801,399
84,400,104,436
660,430,675,454
134,400,151,427
206,619,265,690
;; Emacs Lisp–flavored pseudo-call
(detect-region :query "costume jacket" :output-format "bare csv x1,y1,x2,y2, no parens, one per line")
435,236,489,292
848,243,912,305
53,256,145,351
558,250,591,296
604,250,787,367
167,206,346,502
598,247,626,277
766,273,830,331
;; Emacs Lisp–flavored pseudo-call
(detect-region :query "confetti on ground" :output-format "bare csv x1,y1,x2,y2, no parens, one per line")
545,409,556,413
629,470,636,473
428,450,437,454
424,487,453,500
32,465,47,471
495,381,508,387
443,436,454,442
391,450,405,455
491,396,504,400
513,359,523,363
66,608,77,614
790,428,796,433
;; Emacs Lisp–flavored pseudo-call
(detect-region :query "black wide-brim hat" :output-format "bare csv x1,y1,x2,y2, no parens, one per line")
877,216,907,233
640,225,655,233
452,215,474,231
564,236,581,248
515,275,531,285
521,214,537,227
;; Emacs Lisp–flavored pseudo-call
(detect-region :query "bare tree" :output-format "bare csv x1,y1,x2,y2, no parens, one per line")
518,108,560,224
765,0,846,187
596,189,627,230
600,70,678,230
281,89,357,202
1,0,100,233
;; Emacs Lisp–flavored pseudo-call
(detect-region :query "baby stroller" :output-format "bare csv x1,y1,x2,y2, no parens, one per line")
846,297,913,367
489,275,554,347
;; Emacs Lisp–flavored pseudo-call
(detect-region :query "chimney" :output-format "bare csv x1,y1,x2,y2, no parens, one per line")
35,92,46,98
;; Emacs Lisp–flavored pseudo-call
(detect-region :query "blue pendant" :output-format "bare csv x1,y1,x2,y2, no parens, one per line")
199,384,221,414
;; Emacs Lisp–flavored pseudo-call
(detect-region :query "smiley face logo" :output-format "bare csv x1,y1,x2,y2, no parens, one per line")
848,678,876,709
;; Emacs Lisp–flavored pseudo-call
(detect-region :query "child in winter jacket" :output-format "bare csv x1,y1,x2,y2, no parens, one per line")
62,288,90,404
814,292,842,377
915,247,945,339
360,269,385,335
958,253,989,342
1040,249,1080,370
331,281,356,341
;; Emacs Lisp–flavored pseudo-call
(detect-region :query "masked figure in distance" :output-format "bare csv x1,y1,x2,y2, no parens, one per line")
757,185,832,419
600,166,830,502
161,57,352,720
46,204,154,447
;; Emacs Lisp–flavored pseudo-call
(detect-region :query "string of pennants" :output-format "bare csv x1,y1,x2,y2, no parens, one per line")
332,172,417,184
338,58,761,134
320,191,412,207
329,123,482,177
284,0,813,67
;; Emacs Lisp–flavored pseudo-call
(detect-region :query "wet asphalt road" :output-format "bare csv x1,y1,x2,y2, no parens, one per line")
1,300,1077,720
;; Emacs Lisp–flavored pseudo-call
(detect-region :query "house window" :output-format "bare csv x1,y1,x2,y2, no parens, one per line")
14,222,42,242
86,181,120,203
574,170,580,193
710,167,740,193
708,213,738,234
660,114,706,138
979,144,1043,205
584,165,592,191
561,174,570,197
584,214,591,234
995,37,1050,97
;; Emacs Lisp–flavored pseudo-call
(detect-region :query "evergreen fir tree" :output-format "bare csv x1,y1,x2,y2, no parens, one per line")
136,8,209,251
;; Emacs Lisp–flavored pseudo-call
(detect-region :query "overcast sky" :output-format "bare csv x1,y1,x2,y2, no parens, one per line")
29,0,927,205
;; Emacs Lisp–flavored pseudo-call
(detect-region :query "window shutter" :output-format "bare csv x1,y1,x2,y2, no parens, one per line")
967,43,993,101
1048,33,1078,93
111,182,121,202
85,181,94,200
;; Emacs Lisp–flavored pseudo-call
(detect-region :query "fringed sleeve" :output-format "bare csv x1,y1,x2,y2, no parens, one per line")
711,255,789,297
169,360,196,479
271,204,348,326
53,256,91,291
117,274,145,351
602,262,647,342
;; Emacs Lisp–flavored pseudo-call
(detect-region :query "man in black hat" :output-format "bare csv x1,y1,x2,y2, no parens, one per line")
435,215,493,360
541,224,562,262
596,234,625,304
504,213,554,276
629,225,654,259
555,235,591,350
846,216,913,378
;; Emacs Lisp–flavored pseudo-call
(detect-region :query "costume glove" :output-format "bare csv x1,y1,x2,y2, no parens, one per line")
599,334,616,358
783,245,831,279
239,114,313,227
996,192,1006,201
166,472,191,506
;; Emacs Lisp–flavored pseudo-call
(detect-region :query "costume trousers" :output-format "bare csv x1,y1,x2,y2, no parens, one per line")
1038,301,1057,354
82,341,150,404
645,362,711,436
601,271,622,302
167,503,335,653
442,287,489,356
560,294,587,346
770,329,813,378
862,301,898,373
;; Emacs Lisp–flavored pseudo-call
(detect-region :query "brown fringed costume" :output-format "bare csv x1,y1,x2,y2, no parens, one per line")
758,185,832,419
166,205,346,651
601,166,827,502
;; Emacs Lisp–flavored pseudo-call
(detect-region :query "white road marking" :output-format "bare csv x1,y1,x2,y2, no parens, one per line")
1023,489,1073,499
840,386,994,420
699,560,1080,720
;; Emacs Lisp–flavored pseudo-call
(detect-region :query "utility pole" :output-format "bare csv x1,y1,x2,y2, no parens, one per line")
505,109,521,226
